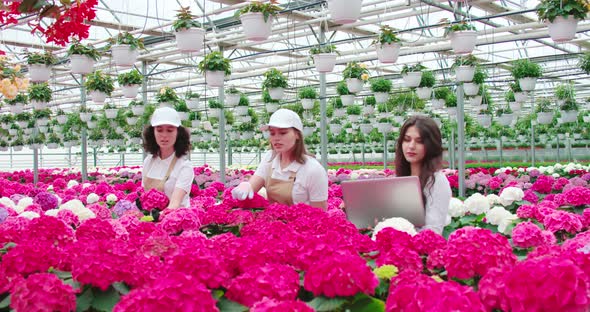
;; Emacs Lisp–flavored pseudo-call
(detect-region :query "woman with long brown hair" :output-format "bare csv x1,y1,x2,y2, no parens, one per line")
394,115,451,234
231,109,328,210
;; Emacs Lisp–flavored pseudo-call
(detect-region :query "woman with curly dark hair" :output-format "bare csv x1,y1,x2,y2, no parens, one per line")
142,106,194,209
395,115,451,234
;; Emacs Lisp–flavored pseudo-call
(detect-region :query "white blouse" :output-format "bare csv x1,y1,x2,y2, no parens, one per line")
422,171,452,234
142,154,194,208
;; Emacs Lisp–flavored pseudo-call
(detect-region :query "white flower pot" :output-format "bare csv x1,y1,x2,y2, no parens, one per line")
89,91,107,104
346,78,363,93
447,107,458,117
431,99,445,109
70,54,94,75
205,70,225,88
360,124,373,134
175,28,205,52
362,106,374,115
8,129,17,135
327,0,362,24
80,113,92,122
455,66,475,82
37,118,49,126
186,99,200,110
560,110,578,123
10,105,23,114
29,64,51,82
518,77,537,91
240,12,272,42
476,114,491,127
131,105,145,116
373,92,389,104
497,113,514,126
238,115,252,123
266,103,279,113
87,121,96,128
225,93,240,107
268,87,285,100
509,102,522,112
234,106,249,116
376,123,391,133
191,120,201,128
329,124,343,133
104,108,118,119
537,112,553,125
376,43,401,64
208,108,221,118
47,143,58,149
312,53,337,73
178,112,189,121
121,84,139,98
31,100,47,110
514,91,527,103
301,99,315,110
469,95,483,106
547,16,579,43
349,115,360,122
402,72,422,88
111,45,139,67
13,146,23,152
449,30,477,54
583,115,590,123
333,108,345,117
303,127,314,136
340,94,355,106
126,116,138,125
463,83,480,96
416,87,432,100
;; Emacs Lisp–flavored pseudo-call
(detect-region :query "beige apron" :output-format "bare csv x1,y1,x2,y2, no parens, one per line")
143,157,178,192
265,171,297,206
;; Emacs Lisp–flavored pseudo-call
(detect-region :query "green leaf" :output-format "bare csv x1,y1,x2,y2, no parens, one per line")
112,282,130,295
307,296,348,312
91,286,121,312
76,287,93,312
212,289,224,300
346,294,386,312
216,297,248,312
53,270,73,279
0,294,10,309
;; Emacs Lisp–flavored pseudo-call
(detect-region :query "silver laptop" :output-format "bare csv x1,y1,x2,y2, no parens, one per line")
341,176,425,229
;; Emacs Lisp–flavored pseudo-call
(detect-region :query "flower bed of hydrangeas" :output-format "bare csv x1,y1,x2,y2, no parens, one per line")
0,163,589,311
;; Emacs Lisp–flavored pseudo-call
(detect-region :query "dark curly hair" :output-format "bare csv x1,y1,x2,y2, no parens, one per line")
394,115,443,205
142,125,191,158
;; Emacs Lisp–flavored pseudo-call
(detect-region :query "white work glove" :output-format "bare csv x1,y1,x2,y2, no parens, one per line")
232,182,254,200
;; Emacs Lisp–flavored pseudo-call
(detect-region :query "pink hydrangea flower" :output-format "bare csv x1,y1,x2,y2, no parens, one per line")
412,229,447,255
33,192,58,211
522,189,539,203
543,210,583,234
56,209,80,228
531,175,554,194
251,298,314,312
562,186,590,207
140,189,169,211
10,273,76,312
511,221,544,249
478,267,509,311
516,204,536,219
158,207,201,235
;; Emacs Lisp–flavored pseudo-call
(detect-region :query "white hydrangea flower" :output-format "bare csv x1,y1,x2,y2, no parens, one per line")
372,217,417,240
526,167,538,173
448,198,466,218
486,194,501,206
59,199,85,211
86,193,100,204
498,214,518,235
350,172,359,180
82,183,93,189
517,168,525,173
499,187,525,206
485,206,512,226
44,209,59,217
554,163,563,170
464,193,490,215
68,206,96,221
67,180,79,188
19,211,40,219
0,197,15,209
15,197,34,214
552,173,560,178
106,194,118,204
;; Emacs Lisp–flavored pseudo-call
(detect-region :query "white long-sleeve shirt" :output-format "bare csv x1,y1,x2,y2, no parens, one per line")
421,171,452,234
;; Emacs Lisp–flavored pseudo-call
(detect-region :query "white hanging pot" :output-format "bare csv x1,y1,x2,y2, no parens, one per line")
560,110,578,123
312,53,337,73
349,115,360,122
303,127,314,136
362,106,374,115
376,122,391,133
234,106,249,116
13,146,23,152
583,115,590,123
111,45,139,67
340,94,355,106
29,64,51,82
449,30,477,54
225,93,241,107
205,70,225,88
208,108,221,119
373,92,389,103
79,112,92,122
327,0,362,24
31,100,47,110
497,114,514,126
121,84,139,98
463,83,480,96
345,78,363,93
301,99,315,110
266,103,279,113
268,87,285,100
186,100,200,110
536,112,554,124
126,116,138,125
56,115,68,124
333,108,345,117
402,72,422,88
240,12,272,41
10,105,23,114
476,114,492,127
178,112,189,121
70,54,94,75
416,87,432,100
547,16,579,43
469,95,483,106
89,91,107,104
376,43,401,64
105,109,118,119
360,124,373,134
514,91,527,103
455,66,475,82
329,124,343,133
191,120,201,128
47,143,58,149
37,118,49,126
431,99,445,109
518,77,537,91
131,106,145,116
175,28,206,52
447,107,458,117
509,102,522,112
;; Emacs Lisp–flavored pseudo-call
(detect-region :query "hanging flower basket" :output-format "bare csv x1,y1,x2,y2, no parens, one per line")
455,66,475,82
208,108,221,119
373,92,389,104
111,45,139,67
70,55,94,75
105,108,118,119
205,70,226,88
514,91,527,103
362,106,374,115
240,12,272,41
449,31,477,54
341,94,355,106
329,123,343,134
225,93,241,107
312,53,337,73
376,43,401,64
497,113,514,126
266,103,279,113
416,87,432,100
537,111,554,124
131,105,145,116
333,108,346,117
476,114,492,127
431,99,445,109
360,124,373,134
518,77,537,91
469,95,482,106
547,16,579,42
402,72,422,88
346,78,364,93
90,91,107,104
560,110,578,122
29,64,51,82
121,84,139,98
301,99,315,110
327,0,362,24
268,87,285,100
56,115,68,124
234,106,249,116
31,100,47,110
463,83,479,96
187,99,200,110
175,28,206,52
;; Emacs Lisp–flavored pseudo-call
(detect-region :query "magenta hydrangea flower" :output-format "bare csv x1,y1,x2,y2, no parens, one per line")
522,189,539,203
24,204,43,214
10,273,76,312
478,267,509,311
562,186,590,207
251,298,314,312
86,203,112,219
304,252,378,298
531,175,554,194
516,204,536,219
543,210,583,234
412,229,447,255
56,209,80,227
33,192,58,211
158,207,201,235
140,189,169,211
511,221,545,249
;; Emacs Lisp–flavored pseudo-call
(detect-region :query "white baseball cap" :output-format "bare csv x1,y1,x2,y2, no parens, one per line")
262,108,303,132
151,107,181,127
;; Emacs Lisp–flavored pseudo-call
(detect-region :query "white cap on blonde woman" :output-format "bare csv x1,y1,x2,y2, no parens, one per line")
261,109,303,132
151,107,181,127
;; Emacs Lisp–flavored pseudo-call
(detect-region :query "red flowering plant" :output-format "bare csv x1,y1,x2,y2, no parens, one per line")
138,188,169,221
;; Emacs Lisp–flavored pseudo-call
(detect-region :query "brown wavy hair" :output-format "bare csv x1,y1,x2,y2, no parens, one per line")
394,115,443,205
142,125,191,158
269,128,310,164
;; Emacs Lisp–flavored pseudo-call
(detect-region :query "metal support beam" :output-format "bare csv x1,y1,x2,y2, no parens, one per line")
319,24,328,169
80,76,88,182
456,84,466,197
